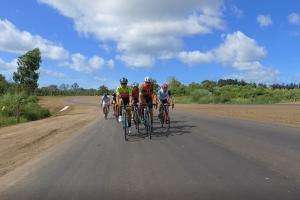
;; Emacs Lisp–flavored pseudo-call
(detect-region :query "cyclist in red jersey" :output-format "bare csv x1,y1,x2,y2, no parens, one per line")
140,76,155,122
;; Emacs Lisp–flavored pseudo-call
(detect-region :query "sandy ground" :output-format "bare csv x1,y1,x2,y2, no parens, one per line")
176,104,300,127
0,96,100,177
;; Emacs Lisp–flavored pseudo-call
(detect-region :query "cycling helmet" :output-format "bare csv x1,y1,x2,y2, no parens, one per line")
120,77,128,84
162,83,168,89
132,82,139,88
144,76,151,83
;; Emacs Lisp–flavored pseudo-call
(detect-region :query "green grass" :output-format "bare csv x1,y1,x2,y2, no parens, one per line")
0,93,50,127
174,87,300,105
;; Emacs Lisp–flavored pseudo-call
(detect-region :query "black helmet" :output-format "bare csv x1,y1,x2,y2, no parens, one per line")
120,77,128,84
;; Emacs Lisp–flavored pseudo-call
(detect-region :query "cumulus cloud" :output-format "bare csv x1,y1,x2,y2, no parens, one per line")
257,14,273,27
178,31,277,83
0,19,69,60
178,51,213,64
288,12,300,25
117,54,155,68
39,0,225,68
0,19,114,74
0,58,17,73
214,31,266,71
224,68,279,84
40,68,66,78
61,53,105,73
106,59,114,69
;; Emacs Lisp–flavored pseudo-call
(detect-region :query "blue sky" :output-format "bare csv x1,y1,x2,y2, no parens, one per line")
0,0,299,89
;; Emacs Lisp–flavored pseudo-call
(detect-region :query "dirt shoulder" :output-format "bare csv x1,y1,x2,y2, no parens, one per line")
0,96,99,177
176,104,300,127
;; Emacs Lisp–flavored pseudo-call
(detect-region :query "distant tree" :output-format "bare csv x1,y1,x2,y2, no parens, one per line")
258,83,267,88
167,77,186,95
201,80,216,92
151,79,160,93
0,74,8,94
59,83,69,91
71,82,79,90
13,48,41,94
167,77,182,89
98,85,109,95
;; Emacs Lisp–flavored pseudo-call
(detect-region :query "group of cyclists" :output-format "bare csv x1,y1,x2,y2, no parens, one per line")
101,76,174,132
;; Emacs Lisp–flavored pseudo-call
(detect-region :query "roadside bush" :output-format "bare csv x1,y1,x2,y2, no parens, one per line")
229,98,252,104
0,93,50,126
191,89,211,102
22,102,50,121
0,93,19,116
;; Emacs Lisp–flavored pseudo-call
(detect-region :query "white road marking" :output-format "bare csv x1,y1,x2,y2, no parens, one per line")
59,106,69,112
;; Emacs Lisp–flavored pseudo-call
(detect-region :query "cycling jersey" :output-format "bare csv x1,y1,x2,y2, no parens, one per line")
140,83,153,97
101,96,110,106
132,87,139,99
116,85,131,99
158,88,171,101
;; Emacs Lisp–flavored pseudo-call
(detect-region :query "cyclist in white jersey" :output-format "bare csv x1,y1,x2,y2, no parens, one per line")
101,94,111,117
157,83,174,118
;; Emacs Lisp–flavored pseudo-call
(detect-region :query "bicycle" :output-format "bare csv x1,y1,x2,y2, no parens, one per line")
120,102,131,141
159,103,171,135
142,102,153,139
132,103,141,133
103,104,109,119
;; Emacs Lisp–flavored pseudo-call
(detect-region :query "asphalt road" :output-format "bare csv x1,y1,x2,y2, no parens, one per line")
1,99,300,200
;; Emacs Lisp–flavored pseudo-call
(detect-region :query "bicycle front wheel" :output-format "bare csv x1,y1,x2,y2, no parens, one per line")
122,108,128,141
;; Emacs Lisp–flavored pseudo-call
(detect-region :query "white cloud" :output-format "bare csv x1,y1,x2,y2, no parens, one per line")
0,19,69,60
61,53,105,73
40,68,66,78
117,54,154,68
214,31,267,71
178,51,213,64
0,58,17,73
178,31,277,83
230,5,243,18
257,14,273,27
39,0,225,68
106,59,114,69
224,68,279,84
288,12,300,25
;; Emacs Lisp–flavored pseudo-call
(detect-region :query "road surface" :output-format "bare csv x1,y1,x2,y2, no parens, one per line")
1,98,300,200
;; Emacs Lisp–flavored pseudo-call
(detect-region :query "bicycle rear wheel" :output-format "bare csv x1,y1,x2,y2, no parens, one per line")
133,108,140,133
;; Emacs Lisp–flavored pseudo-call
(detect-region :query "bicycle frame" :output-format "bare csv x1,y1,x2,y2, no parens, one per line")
132,103,140,132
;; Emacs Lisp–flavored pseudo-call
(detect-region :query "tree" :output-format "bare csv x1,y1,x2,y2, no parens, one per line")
151,79,160,93
71,82,79,90
201,80,216,91
168,77,182,89
99,85,109,95
59,83,69,91
0,74,8,95
13,48,41,94
167,77,186,96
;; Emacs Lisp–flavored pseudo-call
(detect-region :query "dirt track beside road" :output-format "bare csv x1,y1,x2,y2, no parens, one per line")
0,96,99,177
176,104,300,127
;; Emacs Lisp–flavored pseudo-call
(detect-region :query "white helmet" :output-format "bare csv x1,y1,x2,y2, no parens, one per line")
144,76,151,83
